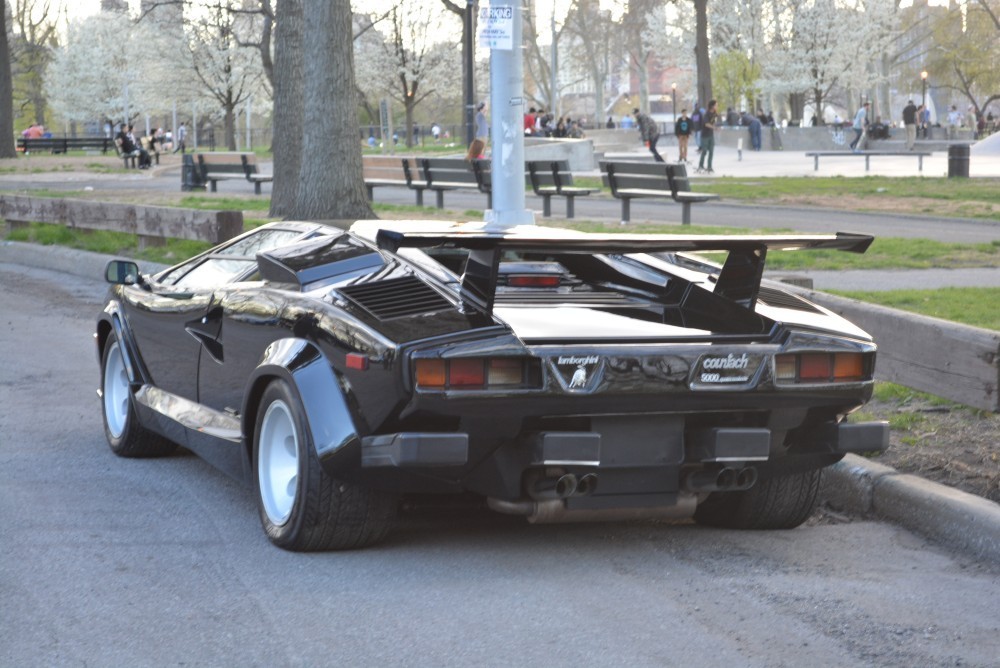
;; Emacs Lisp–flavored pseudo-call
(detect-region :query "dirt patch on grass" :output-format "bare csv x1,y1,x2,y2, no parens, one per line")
775,194,1000,220
859,396,1000,504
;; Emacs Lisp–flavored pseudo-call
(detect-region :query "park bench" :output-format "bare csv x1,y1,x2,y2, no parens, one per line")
805,150,932,172
240,154,273,194
420,157,485,209
17,137,116,155
526,160,596,219
140,136,160,167
400,158,431,206
197,152,258,192
114,138,139,169
600,161,718,225
362,155,410,201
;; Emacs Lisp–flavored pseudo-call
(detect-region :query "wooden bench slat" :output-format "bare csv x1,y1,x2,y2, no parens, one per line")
601,160,717,226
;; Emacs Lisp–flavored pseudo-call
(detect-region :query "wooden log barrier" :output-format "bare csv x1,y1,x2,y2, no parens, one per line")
0,195,243,248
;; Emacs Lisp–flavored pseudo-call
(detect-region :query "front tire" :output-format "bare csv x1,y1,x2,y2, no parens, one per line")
693,467,823,530
101,337,177,458
253,379,396,551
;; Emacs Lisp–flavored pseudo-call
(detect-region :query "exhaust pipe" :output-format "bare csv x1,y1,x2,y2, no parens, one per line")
530,473,578,500
683,467,738,492
735,467,758,490
576,473,598,497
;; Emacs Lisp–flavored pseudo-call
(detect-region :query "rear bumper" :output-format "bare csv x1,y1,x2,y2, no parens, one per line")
358,420,889,470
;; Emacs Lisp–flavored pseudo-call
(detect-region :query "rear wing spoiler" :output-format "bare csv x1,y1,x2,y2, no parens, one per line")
375,229,874,311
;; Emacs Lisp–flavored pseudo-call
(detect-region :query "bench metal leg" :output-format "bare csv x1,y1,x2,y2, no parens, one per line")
621,199,630,225
415,190,424,207
814,156,819,171
918,155,924,172
542,195,551,217
566,196,575,219
865,155,870,171
365,184,374,200
255,182,262,195
210,180,218,192
682,203,691,226
487,192,492,209
435,190,444,209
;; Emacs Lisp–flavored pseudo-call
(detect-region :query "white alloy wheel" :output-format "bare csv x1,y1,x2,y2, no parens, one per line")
103,341,130,439
258,399,300,526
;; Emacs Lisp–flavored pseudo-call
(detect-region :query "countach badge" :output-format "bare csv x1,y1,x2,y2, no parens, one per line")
691,353,764,388
553,355,603,392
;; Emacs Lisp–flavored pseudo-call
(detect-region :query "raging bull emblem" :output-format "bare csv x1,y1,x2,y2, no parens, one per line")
557,355,601,391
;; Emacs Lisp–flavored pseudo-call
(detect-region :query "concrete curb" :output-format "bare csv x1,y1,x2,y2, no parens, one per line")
4,242,1000,565
821,454,1000,564
0,240,169,278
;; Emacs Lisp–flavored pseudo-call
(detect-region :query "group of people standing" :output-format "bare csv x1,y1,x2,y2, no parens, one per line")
633,99,718,173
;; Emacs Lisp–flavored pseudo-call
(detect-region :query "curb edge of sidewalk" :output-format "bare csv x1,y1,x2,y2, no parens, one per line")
821,454,1000,565
3,240,998,565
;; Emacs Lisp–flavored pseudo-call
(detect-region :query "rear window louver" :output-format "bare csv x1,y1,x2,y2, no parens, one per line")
756,286,823,314
337,275,453,320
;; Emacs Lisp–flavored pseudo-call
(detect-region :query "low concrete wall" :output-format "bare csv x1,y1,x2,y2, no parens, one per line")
524,137,597,171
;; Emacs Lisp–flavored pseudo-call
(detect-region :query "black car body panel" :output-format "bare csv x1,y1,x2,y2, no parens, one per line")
96,220,887,531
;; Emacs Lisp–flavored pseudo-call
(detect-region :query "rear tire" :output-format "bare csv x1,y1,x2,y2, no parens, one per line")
101,337,177,458
693,467,823,530
253,379,396,551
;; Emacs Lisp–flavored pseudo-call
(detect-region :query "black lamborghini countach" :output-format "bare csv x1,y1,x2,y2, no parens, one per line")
96,220,887,550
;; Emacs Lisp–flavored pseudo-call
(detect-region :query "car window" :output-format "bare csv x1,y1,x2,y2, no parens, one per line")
171,258,256,289
218,229,306,257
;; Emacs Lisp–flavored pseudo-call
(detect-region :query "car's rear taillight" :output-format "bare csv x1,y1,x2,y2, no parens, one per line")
415,358,537,390
774,352,870,384
506,275,561,288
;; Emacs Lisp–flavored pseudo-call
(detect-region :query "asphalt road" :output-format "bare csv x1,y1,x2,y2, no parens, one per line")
2,263,999,667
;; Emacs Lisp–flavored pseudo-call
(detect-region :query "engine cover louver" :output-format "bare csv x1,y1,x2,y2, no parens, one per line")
337,275,453,320
756,286,822,314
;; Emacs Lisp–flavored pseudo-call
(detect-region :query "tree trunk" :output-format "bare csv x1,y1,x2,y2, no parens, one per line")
269,0,304,218
224,97,237,150
293,0,373,220
694,0,712,107
0,8,16,158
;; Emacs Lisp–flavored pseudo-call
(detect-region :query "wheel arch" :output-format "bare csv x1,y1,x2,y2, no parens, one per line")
97,306,148,386
242,338,362,478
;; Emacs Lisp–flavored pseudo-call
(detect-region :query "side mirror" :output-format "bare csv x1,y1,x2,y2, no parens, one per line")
105,260,141,285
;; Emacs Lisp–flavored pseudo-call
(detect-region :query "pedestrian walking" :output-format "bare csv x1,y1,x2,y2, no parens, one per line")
172,122,187,154
696,100,718,173
633,108,664,162
849,102,869,152
902,100,917,150
466,101,488,160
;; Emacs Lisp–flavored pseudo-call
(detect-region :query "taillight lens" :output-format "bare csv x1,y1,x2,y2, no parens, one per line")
774,352,869,384
507,275,561,288
415,358,533,390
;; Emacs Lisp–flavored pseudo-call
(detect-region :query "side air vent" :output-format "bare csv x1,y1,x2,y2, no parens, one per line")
756,286,823,314
338,274,454,320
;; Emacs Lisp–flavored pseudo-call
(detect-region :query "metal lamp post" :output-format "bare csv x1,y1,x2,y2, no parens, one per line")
671,83,677,119
921,70,928,109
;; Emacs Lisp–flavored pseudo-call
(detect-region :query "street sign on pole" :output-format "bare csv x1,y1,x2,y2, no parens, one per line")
479,4,514,51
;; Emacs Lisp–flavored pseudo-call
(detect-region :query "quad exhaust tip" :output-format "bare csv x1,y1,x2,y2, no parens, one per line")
683,466,758,493
529,472,598,500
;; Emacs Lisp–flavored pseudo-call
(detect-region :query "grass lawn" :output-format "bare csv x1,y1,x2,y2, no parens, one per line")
832,287,1000,331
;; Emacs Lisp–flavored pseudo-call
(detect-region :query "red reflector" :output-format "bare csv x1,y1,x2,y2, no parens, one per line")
346,353,368,370
799,353,832,380
507,275,561,288
449,358,485,387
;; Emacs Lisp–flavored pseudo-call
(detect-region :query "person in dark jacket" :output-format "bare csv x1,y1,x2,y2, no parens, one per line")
674,109,692,162
633,108,664,162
